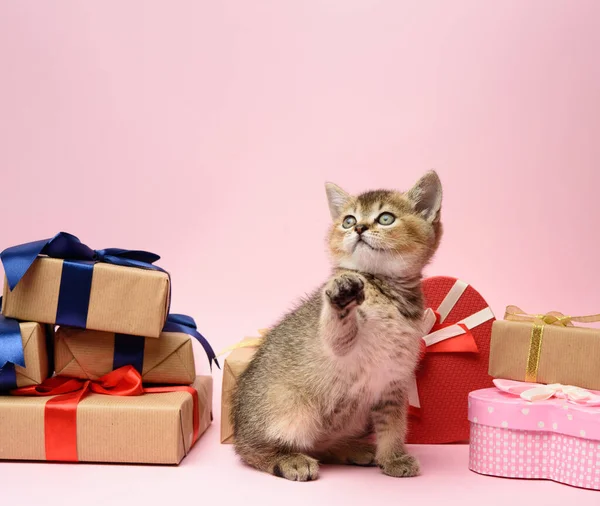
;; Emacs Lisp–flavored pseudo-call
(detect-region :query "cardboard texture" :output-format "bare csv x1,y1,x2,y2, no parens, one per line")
2,257,170,337
0,375,212,464
54,326,196,384
489,319,600,390
220,338,261,444
4,322,50,389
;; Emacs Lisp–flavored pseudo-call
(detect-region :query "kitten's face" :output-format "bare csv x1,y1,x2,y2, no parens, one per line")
326,171,443,277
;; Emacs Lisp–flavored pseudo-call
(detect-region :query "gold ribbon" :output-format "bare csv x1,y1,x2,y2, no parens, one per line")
216,328,269,357
504,306,600,382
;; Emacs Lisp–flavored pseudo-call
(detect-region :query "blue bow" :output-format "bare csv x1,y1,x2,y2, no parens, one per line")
1,232,168,329
1,232,163,291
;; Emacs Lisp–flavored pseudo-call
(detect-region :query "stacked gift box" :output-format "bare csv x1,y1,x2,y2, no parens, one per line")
469,305,600,490
0,232,217,465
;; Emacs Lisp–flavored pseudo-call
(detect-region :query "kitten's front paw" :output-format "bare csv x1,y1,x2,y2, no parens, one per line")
378,453,420,478
326,274,365,311
272,453,319,482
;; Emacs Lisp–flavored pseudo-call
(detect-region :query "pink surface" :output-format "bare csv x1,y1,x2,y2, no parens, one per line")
1,394,599,505
470,423,600,491
469,388,600,440
1,0,600,502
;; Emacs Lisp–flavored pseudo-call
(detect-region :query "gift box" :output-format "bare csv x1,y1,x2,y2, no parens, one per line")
220,334,265,444
54,314,217,384
406,276,496,444
468,381,600,491
0,366,213,464
489,306,600,390
0,316,50,391
1,232,170,337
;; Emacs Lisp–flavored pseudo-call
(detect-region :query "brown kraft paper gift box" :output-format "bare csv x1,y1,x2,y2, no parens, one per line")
54,326,196,384
220,333,266,444
0,375,213,464
2,257,170,337
489,306,600,390
2,322,50,389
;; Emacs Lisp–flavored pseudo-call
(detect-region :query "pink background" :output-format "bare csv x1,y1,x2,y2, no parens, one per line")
1,1,599,503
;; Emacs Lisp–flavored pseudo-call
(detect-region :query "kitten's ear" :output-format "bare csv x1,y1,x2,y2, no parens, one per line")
406,170,443,223
325,182,350,220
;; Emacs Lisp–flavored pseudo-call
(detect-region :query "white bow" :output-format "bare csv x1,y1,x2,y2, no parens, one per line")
494,379,600,406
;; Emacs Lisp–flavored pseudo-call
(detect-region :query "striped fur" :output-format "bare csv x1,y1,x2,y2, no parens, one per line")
232,171,443,481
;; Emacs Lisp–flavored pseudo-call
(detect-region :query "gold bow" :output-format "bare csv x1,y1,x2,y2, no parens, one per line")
504,306,600,382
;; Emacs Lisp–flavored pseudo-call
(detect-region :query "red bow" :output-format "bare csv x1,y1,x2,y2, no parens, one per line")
422,310,479,354
12,365,199,462
410,311,479,419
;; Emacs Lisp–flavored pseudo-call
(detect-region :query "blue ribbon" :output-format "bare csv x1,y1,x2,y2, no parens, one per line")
113,334,146,374
0,310,25,391
0,363,17,391
163,314,219,370
1,232,167,329
111,314,219,374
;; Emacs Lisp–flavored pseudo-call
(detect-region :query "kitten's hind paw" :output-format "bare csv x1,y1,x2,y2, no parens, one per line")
272,454,319,482
326,274,365,311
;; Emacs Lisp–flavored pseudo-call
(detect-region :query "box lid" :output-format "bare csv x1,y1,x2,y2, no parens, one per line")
468,388,600,441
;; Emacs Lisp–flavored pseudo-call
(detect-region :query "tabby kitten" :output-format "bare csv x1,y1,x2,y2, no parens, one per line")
232,171,443,481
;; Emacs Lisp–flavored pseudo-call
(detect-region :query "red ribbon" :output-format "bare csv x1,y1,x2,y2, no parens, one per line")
410,311,479,419
422,311,479,354
11,365,199,462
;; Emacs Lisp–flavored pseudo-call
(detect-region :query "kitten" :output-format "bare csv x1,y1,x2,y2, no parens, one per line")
232,171,443,481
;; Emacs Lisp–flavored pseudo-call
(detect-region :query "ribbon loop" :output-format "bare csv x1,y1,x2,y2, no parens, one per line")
14,365,144,398
167,313,197,329
0,309,26,391
0,313,25,369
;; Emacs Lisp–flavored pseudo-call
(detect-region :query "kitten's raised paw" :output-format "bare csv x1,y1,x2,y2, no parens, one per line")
378,453,420,478
272,454,319,482
326,274,365,311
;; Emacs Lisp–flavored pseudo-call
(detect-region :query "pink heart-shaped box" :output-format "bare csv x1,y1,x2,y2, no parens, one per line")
468,387,600,490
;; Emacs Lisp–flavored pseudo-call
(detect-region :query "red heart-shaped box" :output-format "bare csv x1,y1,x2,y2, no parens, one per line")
406,276,495,444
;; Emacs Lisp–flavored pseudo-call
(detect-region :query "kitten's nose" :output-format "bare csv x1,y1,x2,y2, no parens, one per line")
355,224,368,235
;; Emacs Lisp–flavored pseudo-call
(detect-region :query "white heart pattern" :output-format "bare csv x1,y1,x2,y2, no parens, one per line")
501,421,508,428
552,423,558,430
580,430,586,437
538,421,545,428
487,406,494,413
567,414,574,421
521,408,530,415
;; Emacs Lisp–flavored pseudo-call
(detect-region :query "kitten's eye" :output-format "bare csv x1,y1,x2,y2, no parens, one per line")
342,215,357,229
377,212,396,226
